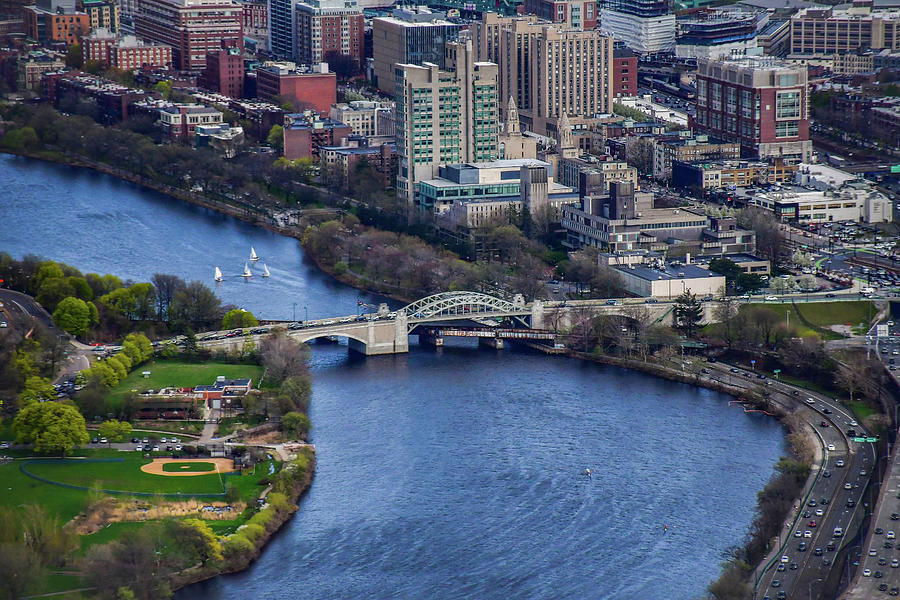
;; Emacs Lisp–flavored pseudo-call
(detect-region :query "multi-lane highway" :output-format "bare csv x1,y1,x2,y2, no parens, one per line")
691,360,874,600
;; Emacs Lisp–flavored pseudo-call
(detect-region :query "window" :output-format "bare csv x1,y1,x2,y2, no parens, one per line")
776,90,801,119
775,121,799,138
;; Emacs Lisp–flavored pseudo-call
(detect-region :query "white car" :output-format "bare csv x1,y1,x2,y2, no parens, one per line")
889,531,896,539
850,420,858,427
864,568,872,577
870,549,879,556
816,509,824,517
844,482,853,490
804,530,813,538
828,444,836,451
806,397,816,405
836,459,844,467
794,530,803,538
781,555,789,563
160,437,167,443
766,295,779,301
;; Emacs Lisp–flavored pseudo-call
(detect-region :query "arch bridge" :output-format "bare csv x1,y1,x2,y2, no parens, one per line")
195,291,682,356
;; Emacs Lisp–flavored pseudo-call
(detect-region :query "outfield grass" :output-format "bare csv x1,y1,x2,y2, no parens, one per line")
162,461,216,472
108,359,264,403
23,457,226,495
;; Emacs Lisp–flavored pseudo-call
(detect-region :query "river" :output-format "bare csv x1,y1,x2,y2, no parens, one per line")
0,154,786,599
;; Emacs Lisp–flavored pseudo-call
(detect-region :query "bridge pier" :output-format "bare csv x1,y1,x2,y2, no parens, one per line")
418,333,444,347
479,336,504,350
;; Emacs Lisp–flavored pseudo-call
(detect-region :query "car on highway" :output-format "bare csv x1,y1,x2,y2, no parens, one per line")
798,542,807,551
804,530,812,538
844,483,853,491
781,555,789,563
864,569,872,577
765,295,779,301
816,509,824,517
836,459,844,467
823,470,831,478
892,513,899,520
828,444,836,452
820,420,829,427
806,397,816,404
889,531,896,539
871,549,879,556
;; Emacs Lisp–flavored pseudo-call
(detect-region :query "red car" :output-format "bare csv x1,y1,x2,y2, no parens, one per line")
821,421,830,427
810,520,817,528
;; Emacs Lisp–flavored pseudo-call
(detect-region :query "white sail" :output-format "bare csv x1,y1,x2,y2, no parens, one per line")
242,262,252,277
214,266,223,281
261,264,270,277
250,246,259,261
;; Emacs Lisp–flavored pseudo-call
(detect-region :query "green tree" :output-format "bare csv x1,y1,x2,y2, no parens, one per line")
105,355,128,381
98,419,132,442
17,375,57,407
66,43,83,68
673,291,704,337
122,340,142,365
0,542,43,599
174,519,223,566
281,411,311,439
278,374,312,413
66,276,94,300
129,283,156,321
0,126,39,151
53,296,93,336
36,277,76,312
13,401,90,456
124,333,153,362
267,124,284,153
154,80,173,99
100,287,137,319
222,309,259,330
33,261,65,291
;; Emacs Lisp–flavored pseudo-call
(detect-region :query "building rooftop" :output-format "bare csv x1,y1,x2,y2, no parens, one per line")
615,263,723,282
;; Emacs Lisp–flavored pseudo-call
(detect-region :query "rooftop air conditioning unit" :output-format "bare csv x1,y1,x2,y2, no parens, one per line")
677,272,685,277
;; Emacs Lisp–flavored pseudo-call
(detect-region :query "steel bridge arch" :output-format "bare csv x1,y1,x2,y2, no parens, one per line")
400,291,528,322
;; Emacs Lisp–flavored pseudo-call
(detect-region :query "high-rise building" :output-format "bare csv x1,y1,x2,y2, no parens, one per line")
523,0,597,29
296,0,362,66
371,6,461,97
238,0,268,51
266,0,363,66
395,38,500,213
599,0,676,53
694,54,812,163
135,0,243,70
475,14,614,139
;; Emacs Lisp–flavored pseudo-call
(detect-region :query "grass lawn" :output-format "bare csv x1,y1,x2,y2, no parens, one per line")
108,359,264,403
38,573,88,596
132,421,204,436
849,401,878,421
793,300,875,328
162,461,216,472
0,459,89,522
78,521,150,554
741,304,828,338
23,457,225,495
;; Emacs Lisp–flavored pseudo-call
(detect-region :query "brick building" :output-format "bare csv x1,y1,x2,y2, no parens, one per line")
83,28,173,69
43,71,152,122
24,0,89,45
254,61,335,113
694,54,812,163
238,0,267,49
282,110,351,159
613,47,638,98
134,0,243,70
320,142,398,192
295,0,363,67
199,45,243,97
522,0,597,29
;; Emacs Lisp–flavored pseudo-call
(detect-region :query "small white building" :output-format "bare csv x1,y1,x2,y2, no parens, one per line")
615,262,726,299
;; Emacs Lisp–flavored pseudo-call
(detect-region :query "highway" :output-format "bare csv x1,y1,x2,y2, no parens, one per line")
692,361,875,600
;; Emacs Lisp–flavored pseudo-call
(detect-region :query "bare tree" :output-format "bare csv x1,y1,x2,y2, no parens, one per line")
713,297,739,350
259,333,311,384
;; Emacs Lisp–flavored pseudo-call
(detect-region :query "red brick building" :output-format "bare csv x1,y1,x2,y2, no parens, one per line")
255,61,335,114
240,0,266,30
613,47,637,98
83,29,173,69
282,111,351,159
694,55,812,163
134,0,242,71
199,45,243,98
295,0,363,67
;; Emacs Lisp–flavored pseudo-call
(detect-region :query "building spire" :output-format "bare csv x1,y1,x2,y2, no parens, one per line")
558,112,574,153
506,96,520,134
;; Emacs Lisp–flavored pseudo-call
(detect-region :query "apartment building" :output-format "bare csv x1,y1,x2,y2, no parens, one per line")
790,1,900,56
395,38,499,213
135,0,243,70
294,0,363,67
371,6,461,97
599,0,676,53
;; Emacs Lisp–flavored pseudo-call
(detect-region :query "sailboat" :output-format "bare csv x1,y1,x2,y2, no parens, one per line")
250,246,259,262
214,266,223,282
261,264,270,278
242,262,252,278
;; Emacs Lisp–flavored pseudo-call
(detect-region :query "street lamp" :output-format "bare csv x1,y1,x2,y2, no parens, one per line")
304,305,309,322
293,302,297,322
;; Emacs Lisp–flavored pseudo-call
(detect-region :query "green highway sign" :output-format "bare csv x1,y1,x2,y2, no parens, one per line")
851,437,867,442
892,165,900,174
851,437,880,443
867,437,879,443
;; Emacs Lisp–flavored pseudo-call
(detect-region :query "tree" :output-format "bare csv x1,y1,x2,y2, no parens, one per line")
281,411,311,439
100,287,137,319
18,375,58,407
222,309,259,330
673,291,703,336
267,124,284,153
154,80,173,99
169,281,224,330
259,334,310,384
66,43,83,68
0,542,43,599
624,136,655,175
151,273,185,321
278,374,312,413
172,519,222,566
13,401,90,456
712,297,739,349
52,296,93,337
98,419,132,442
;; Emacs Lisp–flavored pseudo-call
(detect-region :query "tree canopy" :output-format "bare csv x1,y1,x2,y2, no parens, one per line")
13,401,90,456
222,309,259,330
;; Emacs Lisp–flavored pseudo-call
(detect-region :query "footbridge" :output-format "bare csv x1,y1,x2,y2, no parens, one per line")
194,291,700,356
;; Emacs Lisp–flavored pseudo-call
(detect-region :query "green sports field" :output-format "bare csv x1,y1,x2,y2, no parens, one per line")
22,457,225,495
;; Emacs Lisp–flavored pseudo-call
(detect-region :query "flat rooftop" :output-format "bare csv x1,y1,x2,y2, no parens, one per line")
616,263,724,282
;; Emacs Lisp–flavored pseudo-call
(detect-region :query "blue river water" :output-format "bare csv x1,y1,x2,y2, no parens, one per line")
0,154,786,599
